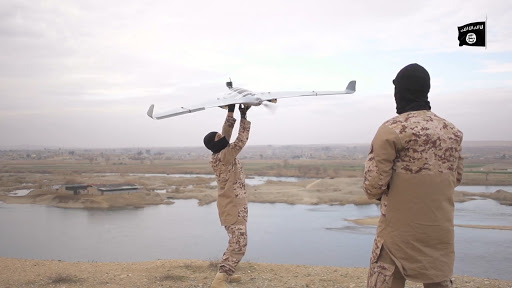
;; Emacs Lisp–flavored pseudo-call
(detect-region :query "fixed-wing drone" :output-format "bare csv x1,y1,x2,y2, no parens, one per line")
147,79,356,120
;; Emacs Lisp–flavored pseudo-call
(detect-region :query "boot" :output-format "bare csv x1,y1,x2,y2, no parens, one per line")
210,272,229,288
228,275,242,283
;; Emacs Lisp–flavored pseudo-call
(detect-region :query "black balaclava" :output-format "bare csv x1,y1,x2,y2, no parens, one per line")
203,131,229,154
393,63,431,114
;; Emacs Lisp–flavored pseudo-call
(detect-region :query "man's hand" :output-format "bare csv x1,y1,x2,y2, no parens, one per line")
239,104,251,119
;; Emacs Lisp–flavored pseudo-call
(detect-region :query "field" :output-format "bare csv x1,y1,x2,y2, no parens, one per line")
1,155,512,208
1,143,512,212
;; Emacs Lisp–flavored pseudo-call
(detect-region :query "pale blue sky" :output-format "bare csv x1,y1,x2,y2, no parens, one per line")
0,0,511,148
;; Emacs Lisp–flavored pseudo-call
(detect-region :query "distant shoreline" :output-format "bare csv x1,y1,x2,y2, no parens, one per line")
346,217,512,231
1,176,511,209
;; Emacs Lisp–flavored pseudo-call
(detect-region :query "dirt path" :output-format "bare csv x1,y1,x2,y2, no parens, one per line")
306,179,323,189
1,257,511,288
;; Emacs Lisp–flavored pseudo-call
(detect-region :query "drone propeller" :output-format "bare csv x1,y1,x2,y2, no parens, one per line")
226,78,233,89
262,101,277,113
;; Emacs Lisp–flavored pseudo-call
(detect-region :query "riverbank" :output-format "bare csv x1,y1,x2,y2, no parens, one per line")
1,257,511,288
0,189,172,209
2,177,511,209
346,217,512,231
0,177,378,208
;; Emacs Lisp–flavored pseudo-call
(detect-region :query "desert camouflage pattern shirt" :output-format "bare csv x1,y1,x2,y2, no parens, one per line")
210,116,251,226
363,110,463,283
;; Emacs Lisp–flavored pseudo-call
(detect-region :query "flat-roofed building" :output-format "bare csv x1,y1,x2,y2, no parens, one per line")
57,184,91,195
87,184,142,195
58,184,141,195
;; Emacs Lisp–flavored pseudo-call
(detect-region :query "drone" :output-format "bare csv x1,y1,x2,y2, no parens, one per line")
147,79,356,120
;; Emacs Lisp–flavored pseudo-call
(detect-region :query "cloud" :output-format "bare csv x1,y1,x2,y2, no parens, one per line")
432,87,512,141
1,0,512,148
480,61,512,73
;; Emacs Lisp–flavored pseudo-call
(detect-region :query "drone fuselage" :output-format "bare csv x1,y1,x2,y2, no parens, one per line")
218,87,265,106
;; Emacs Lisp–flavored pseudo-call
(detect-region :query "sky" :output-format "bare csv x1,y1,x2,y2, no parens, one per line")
1,0,511,149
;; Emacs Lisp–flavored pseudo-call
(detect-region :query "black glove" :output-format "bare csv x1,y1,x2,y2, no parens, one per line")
239,104,250,119
227,104,235,112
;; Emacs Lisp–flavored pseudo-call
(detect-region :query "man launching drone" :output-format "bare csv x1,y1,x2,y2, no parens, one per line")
204,104,251,288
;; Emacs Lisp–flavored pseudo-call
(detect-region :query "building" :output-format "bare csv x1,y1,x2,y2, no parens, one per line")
57,184,90,195
88,184,142,195
58,184,142,195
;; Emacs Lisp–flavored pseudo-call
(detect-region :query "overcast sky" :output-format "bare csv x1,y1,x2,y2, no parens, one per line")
1,0,511,149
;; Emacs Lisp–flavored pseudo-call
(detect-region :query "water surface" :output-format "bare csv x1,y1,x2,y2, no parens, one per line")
0,199,511,280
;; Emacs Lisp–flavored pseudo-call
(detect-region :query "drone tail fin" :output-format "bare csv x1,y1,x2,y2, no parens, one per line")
147,104,155,119
346,81,356,93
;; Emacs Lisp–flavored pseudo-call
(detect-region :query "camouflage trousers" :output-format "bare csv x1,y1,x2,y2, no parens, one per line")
218,207,248,276
367,243,453,288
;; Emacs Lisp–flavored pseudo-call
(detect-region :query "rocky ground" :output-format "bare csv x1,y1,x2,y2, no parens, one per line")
1,257,511,288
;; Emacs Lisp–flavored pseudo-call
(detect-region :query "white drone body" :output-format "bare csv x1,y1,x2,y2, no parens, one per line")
147,79,356,120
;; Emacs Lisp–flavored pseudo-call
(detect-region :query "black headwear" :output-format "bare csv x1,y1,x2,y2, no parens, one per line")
203,131,229,154
393,63,431,114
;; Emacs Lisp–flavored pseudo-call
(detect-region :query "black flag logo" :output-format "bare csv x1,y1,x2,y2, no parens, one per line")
458,21,486,47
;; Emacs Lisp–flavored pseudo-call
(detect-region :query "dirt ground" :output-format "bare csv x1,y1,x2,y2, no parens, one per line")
1,257,511,288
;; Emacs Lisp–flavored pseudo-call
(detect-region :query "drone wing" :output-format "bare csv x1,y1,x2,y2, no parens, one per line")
256,80,356,101
147,98,241,120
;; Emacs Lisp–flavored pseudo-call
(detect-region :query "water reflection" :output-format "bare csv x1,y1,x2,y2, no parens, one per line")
455,199,512,226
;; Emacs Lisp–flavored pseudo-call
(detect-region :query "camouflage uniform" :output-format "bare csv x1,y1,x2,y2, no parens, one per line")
364,110,463,288
210,115,251,276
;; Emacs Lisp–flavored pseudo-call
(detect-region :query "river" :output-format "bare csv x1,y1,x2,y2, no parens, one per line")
0,197,511,280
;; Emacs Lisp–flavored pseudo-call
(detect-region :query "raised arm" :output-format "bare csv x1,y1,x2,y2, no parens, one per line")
221,105,236,142
363,124,400,200
221,105,251,164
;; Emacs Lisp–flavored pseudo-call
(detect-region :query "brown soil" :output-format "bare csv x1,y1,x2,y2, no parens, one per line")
1,257,511,288
463,190,512,206
346,217,380,226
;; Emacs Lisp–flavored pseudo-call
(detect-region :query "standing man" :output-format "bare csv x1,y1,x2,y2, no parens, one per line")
203,104,251,288
363,63,464,288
